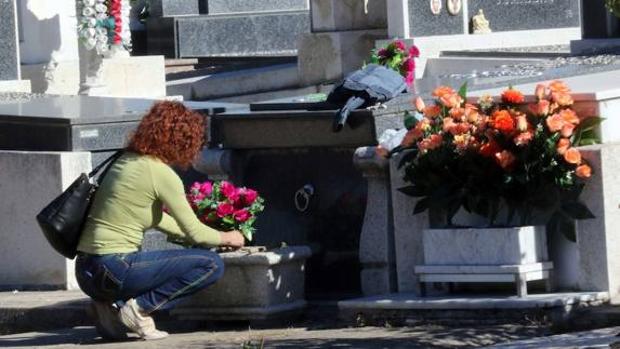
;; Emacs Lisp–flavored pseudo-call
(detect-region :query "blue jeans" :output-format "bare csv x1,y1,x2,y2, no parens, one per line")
75,249,224,314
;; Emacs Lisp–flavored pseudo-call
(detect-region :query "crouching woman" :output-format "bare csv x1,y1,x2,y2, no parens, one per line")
75,101,245,340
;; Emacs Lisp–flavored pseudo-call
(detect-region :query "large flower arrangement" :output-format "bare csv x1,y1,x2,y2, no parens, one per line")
187,181,265,241
77,0,132,54
393,81,602,240
370,40,420,86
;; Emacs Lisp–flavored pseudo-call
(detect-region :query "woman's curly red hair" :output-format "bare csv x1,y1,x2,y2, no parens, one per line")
127,101,205,168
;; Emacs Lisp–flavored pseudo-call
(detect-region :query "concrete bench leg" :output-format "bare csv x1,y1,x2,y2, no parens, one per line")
516,273,528,297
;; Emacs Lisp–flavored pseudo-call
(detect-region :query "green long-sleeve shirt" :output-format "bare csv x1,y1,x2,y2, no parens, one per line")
77,152,221,255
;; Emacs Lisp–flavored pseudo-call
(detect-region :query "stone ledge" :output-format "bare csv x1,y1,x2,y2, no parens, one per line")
172,300,306,321
219,246,313,266
339,292,609,311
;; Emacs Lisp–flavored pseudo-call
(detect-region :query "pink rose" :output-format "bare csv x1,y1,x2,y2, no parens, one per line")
402,58,415,73
409,45,420,58
241,188,258,205
405,71,414,87
233,209,251,223
200,181,213,196
220,181,239,201
216,203,235,218
394,40,406,51
377,48,388,58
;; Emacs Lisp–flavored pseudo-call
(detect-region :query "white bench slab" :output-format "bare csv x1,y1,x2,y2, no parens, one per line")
415,262,554,297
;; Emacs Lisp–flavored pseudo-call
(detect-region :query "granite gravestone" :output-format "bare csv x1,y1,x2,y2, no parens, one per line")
207,0,308,14
0,0,20,80
467,0,580,32
149,0,199,16
408,0,465,37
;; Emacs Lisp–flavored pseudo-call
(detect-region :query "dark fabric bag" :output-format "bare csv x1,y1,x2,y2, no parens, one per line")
36,151,124,259
327,64,407,132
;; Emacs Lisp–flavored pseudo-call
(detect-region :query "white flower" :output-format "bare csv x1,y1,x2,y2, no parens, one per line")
94,3,107,13
97,33,108,43
87,18,97,27
82,0,95,6
82,7,95,17
96,27,107,35
96,13,107,20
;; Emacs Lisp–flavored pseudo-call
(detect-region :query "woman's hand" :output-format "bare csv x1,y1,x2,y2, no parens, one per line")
219,230,245,249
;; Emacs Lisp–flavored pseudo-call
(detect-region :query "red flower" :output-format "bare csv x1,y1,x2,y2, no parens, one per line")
240,188,259,205
491,110,515,134
393,40,406,51
233,209,251,223
409,45,420,57
377,48,389,57
402,58,415,73
216,203,235,218
479,139,501,158
501,89,525,104
220,181,239,201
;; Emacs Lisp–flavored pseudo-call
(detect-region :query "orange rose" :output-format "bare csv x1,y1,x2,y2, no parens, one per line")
479,139,501,157
491,110,515,134
552,92,574,107
559,109,579,125
514,131,533,146
549,80,571,93
451,122,471,135
449,107,465,120
432,86,456,98
414,96,425,113
528,100,550,116
576,164,592,178
546,113,565,133
535,84,547,100
564,147,582,165
556,138,570,155
561,123,576,138
501,89,525,104
418,134,443,151
442,117,457,133
401,128,424,147
439,93,463,108
423,105,442,118
495,150,516,171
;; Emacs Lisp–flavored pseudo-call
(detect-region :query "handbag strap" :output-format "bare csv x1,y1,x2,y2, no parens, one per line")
88,150,124,179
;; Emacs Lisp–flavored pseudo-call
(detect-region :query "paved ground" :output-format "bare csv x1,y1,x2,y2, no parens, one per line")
3,290,620,348
0,324,547,348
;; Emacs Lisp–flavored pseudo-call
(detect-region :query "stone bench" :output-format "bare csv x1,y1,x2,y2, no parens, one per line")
414,262,554,298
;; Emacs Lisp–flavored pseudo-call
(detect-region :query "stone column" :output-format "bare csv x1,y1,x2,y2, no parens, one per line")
389,150,427,294
353,146,397,296
576,143,620,304
387,0,409,38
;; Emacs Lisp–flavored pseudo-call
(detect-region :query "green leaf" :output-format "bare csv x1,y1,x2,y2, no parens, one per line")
398,185,426,197
458,82,468,101
404,111,418,130
561,201,595,220
413,197,430,214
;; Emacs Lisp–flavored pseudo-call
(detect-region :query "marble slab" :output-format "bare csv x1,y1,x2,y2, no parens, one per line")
423,226,548,265
175,11,310,57
0,0,19,80
467,0,580,33
207,0,308,14
408,0,465,37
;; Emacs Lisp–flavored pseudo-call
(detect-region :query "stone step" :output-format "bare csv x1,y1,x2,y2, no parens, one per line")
147,10,310,58
166,63,301,100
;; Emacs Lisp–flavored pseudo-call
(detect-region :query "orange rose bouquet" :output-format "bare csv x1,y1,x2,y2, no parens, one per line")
394,81,603,240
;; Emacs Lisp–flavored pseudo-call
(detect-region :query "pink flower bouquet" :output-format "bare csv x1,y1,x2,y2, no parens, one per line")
187,181,265,241
370,39,420,86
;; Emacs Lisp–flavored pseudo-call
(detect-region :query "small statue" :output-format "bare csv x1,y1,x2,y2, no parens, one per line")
471,9,492,34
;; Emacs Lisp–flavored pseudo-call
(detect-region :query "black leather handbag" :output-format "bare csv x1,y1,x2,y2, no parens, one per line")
36,151,124,259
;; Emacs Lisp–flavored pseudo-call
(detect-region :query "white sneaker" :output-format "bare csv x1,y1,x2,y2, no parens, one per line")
91,301,128,341
118,298,169,340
